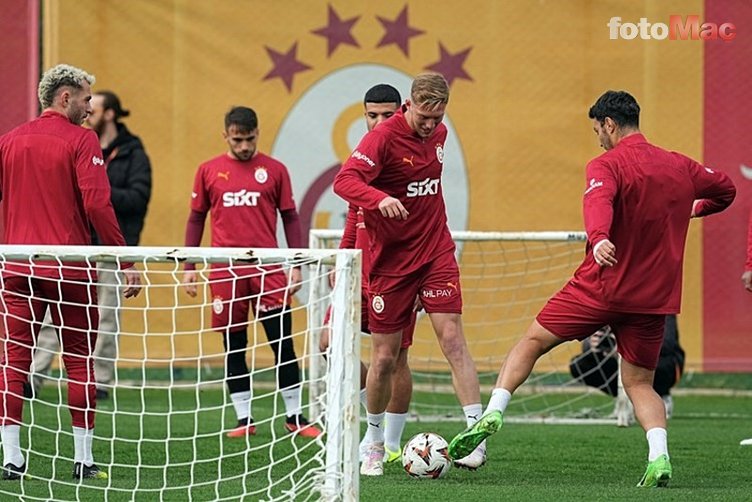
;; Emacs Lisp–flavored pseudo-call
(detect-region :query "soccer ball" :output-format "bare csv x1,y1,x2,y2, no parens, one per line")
402,432,452,479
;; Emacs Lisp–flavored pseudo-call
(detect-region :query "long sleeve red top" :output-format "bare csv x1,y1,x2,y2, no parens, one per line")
572,133,735,314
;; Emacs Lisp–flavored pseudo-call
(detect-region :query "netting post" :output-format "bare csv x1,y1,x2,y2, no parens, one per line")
322,250,361,501
308,232,328,422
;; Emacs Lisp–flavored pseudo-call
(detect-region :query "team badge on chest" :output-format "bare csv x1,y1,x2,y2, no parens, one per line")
435,144,444,164
254,167,268,184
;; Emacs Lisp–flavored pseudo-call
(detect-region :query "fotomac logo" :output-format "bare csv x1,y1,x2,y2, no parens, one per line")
608,16,736,41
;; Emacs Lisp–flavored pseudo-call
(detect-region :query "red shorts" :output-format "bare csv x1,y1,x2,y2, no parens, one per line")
536,284,666,370
209,266,291,330
323,297,417,349
368,251,462,334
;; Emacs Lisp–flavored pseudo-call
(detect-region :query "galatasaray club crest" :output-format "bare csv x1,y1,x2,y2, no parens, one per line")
212,296,224,315
435,144,444,164
254,167,268,184
371,295,385,314
263,4,472,242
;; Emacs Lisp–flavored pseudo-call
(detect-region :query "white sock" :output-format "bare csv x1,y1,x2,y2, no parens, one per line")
281,386,302,418
359,388,368,409
488,388,512,414
384,412,408,451
230,391,252,421
463,403,483,426
646,427,668,461
73,427,94,466
0,425,24,467
364,412,385,445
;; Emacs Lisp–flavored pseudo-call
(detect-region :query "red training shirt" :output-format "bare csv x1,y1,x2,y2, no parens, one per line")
190,152,296,248
573,133,735,314
333,107,455,276
0,111,125,277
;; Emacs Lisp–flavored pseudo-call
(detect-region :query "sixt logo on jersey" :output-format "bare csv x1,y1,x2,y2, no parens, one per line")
351,150,375,167
222,189,261,207
406,177,440,198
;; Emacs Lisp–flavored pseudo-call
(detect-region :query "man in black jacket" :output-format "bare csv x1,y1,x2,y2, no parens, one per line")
32,91,152,399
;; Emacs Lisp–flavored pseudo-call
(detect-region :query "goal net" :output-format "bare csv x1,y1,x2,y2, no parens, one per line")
0,245,361,501
310,230,629,426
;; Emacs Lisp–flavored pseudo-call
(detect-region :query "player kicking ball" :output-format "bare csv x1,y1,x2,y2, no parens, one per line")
448,90,736,487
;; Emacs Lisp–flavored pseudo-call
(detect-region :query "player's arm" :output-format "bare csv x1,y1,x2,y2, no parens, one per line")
582,159,618,267
280,208,303,295
340,205,359,250
275,163,304,294
687,158,736,218
743,210,752,292
183,167,210,297
328,205,360,289
333,132,408,219
75,132,125,247
74,132,142,297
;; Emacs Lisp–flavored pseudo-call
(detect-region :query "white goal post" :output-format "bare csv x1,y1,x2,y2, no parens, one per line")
309,229,631,426
0,245,361,501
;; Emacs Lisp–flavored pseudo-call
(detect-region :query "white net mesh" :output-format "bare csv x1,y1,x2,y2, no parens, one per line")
310,230,625,425
0,245,360,501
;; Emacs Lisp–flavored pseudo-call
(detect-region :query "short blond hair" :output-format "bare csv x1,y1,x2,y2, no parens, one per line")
410,73,449,110
37,64,95,109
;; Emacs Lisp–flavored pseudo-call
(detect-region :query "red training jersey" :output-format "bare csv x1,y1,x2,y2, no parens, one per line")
333,107,455,276
573,133,735,314
190,152,296,248
0,111,125,277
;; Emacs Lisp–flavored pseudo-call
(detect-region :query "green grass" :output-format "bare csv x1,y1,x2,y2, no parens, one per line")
1,387,750,501
4,388,326,501
361,394,752,501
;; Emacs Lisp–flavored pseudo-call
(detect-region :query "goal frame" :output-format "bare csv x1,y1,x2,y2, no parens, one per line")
0,244,361,501
309,229,631,427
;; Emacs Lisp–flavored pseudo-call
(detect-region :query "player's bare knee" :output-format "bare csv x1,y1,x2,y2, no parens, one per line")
370,352,398,377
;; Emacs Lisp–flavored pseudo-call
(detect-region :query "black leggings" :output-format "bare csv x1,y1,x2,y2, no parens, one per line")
222,307,301,394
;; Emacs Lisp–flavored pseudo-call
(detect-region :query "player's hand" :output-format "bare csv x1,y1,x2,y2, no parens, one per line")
742,270,752,292
289,267,303,296
593,239,617,267
183,270,198,297
378,196,409,220
122,267,142,298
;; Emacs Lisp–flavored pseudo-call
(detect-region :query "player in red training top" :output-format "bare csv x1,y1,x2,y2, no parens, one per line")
0,64,141,481
448,90,736,487
182,106,321,439
334,73,483,475
321,84,417,464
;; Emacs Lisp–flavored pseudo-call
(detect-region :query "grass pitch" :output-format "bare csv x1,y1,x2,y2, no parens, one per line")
0,385,749,501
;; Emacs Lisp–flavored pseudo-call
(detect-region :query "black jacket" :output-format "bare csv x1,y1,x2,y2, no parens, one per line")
95,123,152,246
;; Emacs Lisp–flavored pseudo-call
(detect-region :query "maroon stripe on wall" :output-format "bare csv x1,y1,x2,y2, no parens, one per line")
703,0,752,371
0,0,38,135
